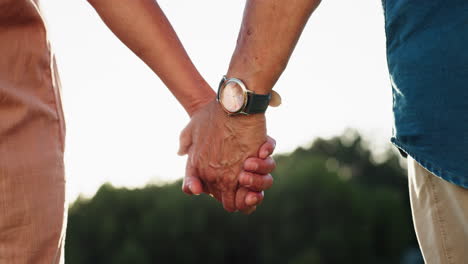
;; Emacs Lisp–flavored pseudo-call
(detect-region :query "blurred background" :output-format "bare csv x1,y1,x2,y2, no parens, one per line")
39,0,423,263
65,133,423,264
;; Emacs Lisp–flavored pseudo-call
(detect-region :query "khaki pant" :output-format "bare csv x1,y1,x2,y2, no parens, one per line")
0,0,67,263
408,157,468,264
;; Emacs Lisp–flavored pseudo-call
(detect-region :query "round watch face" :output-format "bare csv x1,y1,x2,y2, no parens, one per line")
220,81,245,113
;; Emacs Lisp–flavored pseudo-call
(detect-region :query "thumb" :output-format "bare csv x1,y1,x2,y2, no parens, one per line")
258,136,276,159
222,190,237,213
182,163,203,195
178,125,193,156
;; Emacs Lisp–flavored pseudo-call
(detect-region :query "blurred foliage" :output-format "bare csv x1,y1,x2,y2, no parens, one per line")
66,131,420,264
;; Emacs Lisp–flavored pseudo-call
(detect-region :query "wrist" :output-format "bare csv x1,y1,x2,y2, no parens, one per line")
233,112,266,127
215,99,266,125
192,100,266,138
226,52,284,95
186,85,216,117
225,71,273,96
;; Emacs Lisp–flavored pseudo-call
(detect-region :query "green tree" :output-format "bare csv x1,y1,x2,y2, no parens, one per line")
66,132,419,264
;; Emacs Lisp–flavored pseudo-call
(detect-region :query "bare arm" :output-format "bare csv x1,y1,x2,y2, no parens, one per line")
178,0,321,212
87,0,277,213
87,0,214,116
227,0,322,94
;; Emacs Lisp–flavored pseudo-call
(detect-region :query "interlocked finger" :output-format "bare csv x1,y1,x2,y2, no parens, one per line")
239,171,274,192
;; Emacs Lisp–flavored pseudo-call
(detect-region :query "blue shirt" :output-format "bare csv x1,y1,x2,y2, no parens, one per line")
382,0,468,188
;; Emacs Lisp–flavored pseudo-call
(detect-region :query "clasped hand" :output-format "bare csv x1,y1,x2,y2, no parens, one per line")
178,100,275,213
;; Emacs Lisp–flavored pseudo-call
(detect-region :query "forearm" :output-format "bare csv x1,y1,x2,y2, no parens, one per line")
87,0,215,116
227,0,321,94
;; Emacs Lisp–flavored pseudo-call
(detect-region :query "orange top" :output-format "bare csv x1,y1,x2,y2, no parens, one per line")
0,0,65,145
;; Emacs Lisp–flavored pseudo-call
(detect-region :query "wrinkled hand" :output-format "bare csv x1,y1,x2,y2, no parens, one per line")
182,136,276,214
178,99,274,213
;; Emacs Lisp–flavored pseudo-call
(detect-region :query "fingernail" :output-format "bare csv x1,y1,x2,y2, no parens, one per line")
247,196,258,205
260,150,269,159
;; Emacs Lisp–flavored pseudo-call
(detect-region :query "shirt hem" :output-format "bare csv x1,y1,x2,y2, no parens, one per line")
391,137,468,189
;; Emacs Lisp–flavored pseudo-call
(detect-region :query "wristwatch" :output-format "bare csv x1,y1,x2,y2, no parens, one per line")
216,75,271,115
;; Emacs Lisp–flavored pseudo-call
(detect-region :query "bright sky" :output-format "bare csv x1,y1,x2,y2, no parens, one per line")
40,0,392,204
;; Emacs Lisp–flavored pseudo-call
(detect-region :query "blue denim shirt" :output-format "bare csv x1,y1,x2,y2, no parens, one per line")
382,0,468,188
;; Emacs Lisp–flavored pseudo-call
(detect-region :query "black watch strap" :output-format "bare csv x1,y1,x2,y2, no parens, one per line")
244,93,271,114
